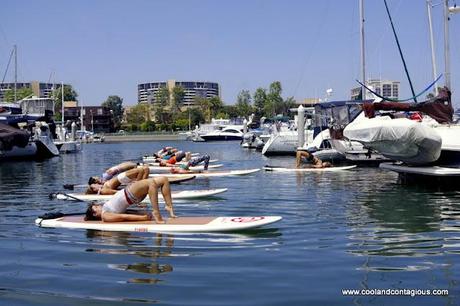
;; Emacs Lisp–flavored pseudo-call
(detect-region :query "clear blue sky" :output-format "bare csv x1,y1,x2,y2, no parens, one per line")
1,0,459,107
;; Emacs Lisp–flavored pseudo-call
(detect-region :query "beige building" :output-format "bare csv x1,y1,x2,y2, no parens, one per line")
138,80,220,107
351,79,400,100
0,81,70,102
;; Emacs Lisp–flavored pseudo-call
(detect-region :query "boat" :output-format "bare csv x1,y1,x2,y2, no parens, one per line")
345,88,460,165
296,128,345,162
261,115,313,156
191,118,245,142
200,126,244,141
0,98,59,160
313,100,389,164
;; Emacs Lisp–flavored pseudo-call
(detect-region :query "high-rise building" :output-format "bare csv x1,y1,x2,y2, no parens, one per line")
0,81,69,102
350,79,400,100
138,80,220,107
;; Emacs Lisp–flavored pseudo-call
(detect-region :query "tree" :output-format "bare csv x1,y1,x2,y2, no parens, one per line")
196,97,211,122
154,86,170,124
253,87,267,117
222,105,239,118
208,96,224,118
267,81,283,116
172,86,185,112
127,103,149,127
102,95,124,130
282,96,297,116
236,90,252,117
3,87,33,102
52,85,78,118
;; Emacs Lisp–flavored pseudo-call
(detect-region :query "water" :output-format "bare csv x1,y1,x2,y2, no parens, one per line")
1,141,460,305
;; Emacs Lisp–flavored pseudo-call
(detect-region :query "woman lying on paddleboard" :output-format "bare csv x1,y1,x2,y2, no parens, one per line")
296,151,332,168
86,166,150,195
85,177,176,223
101,161,138,182
170,153,211,173
156,151,192,167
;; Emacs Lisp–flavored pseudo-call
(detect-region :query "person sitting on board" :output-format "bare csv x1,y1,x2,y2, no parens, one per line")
84,177,176,223
86,166,150,195
296,150,332,168
101,161,138,182
170,153,211,173
156,151,192,167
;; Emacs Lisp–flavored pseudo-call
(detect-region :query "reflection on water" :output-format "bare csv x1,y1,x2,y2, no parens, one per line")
2,142,460,305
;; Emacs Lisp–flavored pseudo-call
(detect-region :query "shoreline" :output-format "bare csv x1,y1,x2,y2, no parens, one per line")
103,134,184,142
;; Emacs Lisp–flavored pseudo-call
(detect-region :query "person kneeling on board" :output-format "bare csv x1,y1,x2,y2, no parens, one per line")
85,177,176,223
296,150,331,168
86,166,150,195
170,153,210,173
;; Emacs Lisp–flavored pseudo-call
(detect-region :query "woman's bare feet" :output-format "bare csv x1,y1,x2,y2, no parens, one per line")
165,205,177,218
152,211,165,224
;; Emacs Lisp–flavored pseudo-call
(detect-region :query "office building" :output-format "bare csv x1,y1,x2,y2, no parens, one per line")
0,81,69,102
350,79,400,100
138,80,220,107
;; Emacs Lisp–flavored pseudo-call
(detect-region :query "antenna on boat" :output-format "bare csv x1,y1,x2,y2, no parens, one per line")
427,0,439,95
14,45,17,102
359,0,366,99
383,0,417,102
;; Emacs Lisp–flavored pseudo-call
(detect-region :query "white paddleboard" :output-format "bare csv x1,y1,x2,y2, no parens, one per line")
149,168,260,178
143,156,218,163
35,215,282,233
149,164,223,172
56,188,228,202
263,165,357,172
380,163,460,176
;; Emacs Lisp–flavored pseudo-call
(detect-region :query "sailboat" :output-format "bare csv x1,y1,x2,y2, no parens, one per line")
343,0,460,183
0,46,59,160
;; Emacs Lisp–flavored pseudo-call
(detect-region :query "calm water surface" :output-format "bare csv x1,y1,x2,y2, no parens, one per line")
0,141,459,305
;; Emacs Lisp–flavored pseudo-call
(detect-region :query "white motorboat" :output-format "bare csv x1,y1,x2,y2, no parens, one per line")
297,129,346,162
200,126,244,141
262,123,312,156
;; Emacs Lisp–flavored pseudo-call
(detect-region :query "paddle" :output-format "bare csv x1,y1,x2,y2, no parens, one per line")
49,192,86,202
63,184,87,190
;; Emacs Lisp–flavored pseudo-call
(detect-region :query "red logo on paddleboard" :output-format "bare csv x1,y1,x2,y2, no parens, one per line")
231,217,265,223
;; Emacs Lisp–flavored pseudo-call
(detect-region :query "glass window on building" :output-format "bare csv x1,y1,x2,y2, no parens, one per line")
97,108,103,115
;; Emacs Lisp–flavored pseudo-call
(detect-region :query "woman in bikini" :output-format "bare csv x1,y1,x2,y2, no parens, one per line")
86,166,150,195
84,177,176,223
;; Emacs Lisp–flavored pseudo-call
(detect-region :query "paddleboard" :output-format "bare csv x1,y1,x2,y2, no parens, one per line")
35,215,282,233
143,156,218,164
380,163,460,176
263,165,357,172
149,164,223,172
149,168,261,178
56,188,228,202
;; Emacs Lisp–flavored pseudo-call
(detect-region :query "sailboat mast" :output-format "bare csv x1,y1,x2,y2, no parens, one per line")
359,0,366,98
61,81,65,124
443,0,451,89
14,45,17,102
427,0,439,95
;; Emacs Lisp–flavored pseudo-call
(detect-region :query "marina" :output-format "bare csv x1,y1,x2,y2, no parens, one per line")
1,0,460,305
1,140,460,305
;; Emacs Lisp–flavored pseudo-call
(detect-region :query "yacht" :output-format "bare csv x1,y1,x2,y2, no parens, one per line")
200,126,244,141
0,97,59,160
